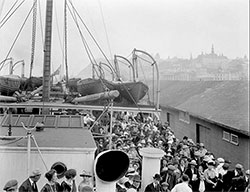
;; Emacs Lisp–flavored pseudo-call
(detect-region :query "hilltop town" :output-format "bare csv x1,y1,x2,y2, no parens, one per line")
156,45,249,81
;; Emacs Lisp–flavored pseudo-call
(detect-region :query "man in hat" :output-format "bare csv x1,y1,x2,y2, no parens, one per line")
161,182,170,192
184,160,198,191
170,174,192,192
144,173,162,192
161,165,177,191
222,163,244,192
78,170,93,192
19,169,41,192
3,179,18,192
127,174,141,192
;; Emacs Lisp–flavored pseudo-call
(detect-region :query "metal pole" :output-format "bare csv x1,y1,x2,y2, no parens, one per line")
32,135,48,171
27,131,31,177
109,99,114,149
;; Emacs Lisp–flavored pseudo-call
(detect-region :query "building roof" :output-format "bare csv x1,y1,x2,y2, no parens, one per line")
160,81,249,135
0,115,96,149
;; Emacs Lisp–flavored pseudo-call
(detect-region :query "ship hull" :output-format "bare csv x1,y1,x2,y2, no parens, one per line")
77,78,114,96
112,81,149,103
0,75,21,95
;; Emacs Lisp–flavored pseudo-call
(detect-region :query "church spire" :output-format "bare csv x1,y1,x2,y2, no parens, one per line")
211,44,214,54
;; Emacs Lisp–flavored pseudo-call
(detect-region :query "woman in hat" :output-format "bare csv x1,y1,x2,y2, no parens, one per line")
61,169,77,192
78,170,93,192
41,169,61,192
204,161,218,191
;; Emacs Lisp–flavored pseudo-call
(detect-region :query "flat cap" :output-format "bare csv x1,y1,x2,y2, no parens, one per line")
3,179,18,191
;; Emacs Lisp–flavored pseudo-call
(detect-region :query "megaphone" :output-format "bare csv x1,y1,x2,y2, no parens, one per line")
94,150,130,192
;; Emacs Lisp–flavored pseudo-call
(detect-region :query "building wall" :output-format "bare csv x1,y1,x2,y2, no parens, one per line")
0,147,96,189
160,107,250,169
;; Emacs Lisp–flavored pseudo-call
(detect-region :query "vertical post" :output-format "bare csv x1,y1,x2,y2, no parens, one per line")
42,0,53,104
139,147,165,192
9,59,13,74
21,61,25,78
27,131,31,177
109,99,114,149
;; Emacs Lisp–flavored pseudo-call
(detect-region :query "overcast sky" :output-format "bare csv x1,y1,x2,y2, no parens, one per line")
0,0,249,77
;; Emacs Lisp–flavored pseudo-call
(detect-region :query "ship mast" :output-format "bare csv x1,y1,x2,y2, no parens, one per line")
42,0,53,104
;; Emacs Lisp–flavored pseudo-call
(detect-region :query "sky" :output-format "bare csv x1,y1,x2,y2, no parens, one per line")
0,0,249,77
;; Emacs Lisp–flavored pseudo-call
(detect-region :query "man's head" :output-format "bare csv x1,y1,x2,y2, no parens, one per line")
29,169,42,182
3,180,18,192
153,173,161,184
132,174,141,188
181,174,190,182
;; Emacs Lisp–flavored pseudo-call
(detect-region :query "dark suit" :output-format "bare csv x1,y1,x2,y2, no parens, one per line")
185,167,199,191
19,179,38,192
144,183,161,192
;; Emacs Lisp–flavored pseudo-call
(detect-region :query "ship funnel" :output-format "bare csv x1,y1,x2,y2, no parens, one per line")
94,150,129,192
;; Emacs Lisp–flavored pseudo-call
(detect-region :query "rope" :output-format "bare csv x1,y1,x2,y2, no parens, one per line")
0,137,24,145
29,0,37,78
0,1,34,71
0,0,25,29
38,0,44,51
97,0,113,61
0,0,6,19
64,0,69,84
67,1,109,90
67,1,114,71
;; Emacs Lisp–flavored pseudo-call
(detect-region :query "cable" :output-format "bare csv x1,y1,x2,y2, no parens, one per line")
97,0,113,61
0,137,24,145
0,2,35,71
0,0,18,25
0,0,25,29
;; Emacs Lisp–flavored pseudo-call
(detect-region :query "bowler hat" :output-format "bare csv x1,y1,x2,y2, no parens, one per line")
3,179,18,191
153,173,161,181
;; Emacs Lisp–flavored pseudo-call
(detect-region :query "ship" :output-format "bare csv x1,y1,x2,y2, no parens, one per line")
0,0,161,191
0,75,21,95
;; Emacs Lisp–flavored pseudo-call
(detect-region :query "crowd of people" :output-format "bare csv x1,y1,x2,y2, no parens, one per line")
3,111,250,192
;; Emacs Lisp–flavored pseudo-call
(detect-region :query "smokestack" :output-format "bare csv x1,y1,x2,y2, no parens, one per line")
139,147,165,191
94,150,129,192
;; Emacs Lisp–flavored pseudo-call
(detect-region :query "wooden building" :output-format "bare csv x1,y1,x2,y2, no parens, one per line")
159,80,249,168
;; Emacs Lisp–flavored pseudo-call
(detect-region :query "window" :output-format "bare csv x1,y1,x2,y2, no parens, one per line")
179,111,190,124
230,134,239,145
222,131,230,141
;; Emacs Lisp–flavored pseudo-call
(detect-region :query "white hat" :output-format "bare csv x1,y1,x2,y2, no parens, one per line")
217,158,225,163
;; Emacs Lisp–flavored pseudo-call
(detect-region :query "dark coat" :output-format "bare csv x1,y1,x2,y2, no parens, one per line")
61,181,77,192
40,183,61,192
144,183,161,192
19,179,38,192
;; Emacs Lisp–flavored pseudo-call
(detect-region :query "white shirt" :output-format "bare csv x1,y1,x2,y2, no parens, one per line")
171,182,192,192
